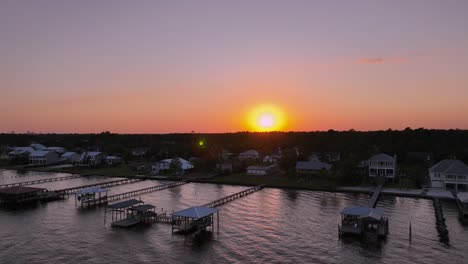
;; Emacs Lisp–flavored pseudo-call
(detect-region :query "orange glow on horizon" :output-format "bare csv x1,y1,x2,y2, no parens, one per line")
246,104,287,132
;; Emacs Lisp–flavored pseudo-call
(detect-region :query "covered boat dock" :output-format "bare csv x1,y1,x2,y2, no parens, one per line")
105,199,157,228
74,187,109,208
0,186,50,206
171,206,220,234
339,206,388,239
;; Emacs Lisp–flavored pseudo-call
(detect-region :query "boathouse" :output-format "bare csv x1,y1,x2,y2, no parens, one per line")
0,186,48,205
105,199,157,228
171,206,219,234
339,206,389,240
74,187,109,208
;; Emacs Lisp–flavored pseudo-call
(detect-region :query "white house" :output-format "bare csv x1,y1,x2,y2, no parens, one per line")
263,154,282,164
29,150,59,165
368,153,397,182
80,152,106,166
61,152,81,163
106,156,123,166
238,150,260,160
429,159,468,191
151,158,194,174
246,165,277,175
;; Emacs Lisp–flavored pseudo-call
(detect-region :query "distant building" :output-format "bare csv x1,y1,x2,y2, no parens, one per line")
308,152,341,163
29,150,59,165
368,153,397,182
263,154,282,164
106,156,123,166
131,147,149,158
61,152,81,163
296,160,332,177
429,159,468,191
80,152,106,166
217,162,233,173
246,165,277,175
238,150,260,160
151,158,193,174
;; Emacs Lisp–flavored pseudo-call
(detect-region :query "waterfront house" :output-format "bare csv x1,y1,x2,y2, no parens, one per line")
246,165,277,175
368,153,397,183
80,152,106,166
429,159,468,191
151,158,194,174
238,150,260,161
263,154,282,164
61,152,81,163
106,156,123,166
29,150,59,165
295,160,331,177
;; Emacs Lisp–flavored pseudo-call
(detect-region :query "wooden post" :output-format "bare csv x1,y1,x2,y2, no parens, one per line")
409,221,412,243
217,211,219,232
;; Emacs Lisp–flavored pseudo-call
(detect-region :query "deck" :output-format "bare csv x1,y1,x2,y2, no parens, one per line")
203,185,265,208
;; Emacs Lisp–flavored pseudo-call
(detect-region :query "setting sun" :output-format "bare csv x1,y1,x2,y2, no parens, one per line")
246,104,286,132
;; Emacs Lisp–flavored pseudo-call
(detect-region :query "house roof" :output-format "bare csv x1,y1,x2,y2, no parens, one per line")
430,159,468,175
247,165,275,171
340,206,384,220
0,186,47,195
369,153,394,161
172,206,219,219
106,156,121,160
30,144,47,150
83,152,103,157
61,152,78,157
9,147,34,155
296,160,331,171
239,150,259,156
30,150,55,157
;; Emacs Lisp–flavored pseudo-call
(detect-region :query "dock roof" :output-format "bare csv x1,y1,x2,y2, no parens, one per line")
340,206,384,220
107,199,142,209
130,204,155,212
75,187,109,195
172,206,219,219
457,192,468,203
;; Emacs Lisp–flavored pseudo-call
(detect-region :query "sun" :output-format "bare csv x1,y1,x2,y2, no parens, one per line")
246,104,286,132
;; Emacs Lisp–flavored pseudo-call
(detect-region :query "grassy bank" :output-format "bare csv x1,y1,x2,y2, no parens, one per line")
33,165,139,177
195,173,338,191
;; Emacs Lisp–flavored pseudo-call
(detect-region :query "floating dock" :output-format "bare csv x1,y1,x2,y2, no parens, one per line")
0,174,83,189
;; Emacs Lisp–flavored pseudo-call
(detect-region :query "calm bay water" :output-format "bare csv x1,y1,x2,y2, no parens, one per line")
1,170,467,264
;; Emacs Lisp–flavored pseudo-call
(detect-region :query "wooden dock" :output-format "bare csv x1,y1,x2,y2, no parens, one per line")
56,178,143,195
203,185,265,208
0,175,83,189
368,184,383,208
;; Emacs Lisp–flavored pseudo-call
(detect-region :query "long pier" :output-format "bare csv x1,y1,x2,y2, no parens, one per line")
87,181,189,205
56,178,143,195
368,184,383,208
0,175,83,189
203,185,265,208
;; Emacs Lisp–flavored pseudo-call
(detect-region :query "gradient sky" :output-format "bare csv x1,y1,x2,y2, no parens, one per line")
1,0,468,133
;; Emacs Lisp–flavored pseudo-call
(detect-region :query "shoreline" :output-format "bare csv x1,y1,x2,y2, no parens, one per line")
1,167,457,201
